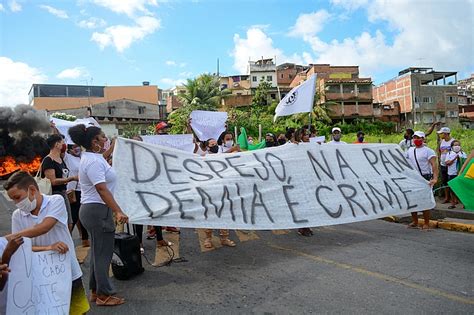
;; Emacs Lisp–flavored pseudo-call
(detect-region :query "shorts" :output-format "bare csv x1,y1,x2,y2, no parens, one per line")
440,165,449,185
71,278,90,315
447,174,457,181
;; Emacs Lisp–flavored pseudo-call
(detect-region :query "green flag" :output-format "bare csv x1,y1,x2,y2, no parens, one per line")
237,127,266,151
448,159,474,211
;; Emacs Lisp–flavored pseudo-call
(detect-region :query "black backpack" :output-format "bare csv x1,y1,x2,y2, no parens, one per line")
111,224,145,280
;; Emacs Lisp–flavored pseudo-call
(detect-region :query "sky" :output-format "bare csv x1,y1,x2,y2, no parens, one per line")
0,0,473,107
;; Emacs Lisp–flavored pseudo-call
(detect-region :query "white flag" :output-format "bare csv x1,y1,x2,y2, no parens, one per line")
274,74,317,121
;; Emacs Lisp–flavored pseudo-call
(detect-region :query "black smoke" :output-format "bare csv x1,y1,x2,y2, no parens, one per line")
0,105,51,162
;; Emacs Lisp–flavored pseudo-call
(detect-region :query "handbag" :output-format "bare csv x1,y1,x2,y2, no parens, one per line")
35,157,52,195
67,181,78,204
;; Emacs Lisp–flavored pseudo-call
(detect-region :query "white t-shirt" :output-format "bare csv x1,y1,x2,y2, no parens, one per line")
0,237,7,314
406,146,437,175
399,139,414,152
79,152,117,204
11,194,82,281
219,145,233,153
439,138,455,166
327,140,347,145
445,151,468,176
63,153,81,191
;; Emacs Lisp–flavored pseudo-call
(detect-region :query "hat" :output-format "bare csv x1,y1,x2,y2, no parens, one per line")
413,131,425,138
332,127,341,133
155,122,168,131
437,127,451,134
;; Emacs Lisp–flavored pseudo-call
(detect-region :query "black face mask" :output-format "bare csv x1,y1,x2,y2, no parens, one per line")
404,134,411,140
266,141,274,147
278,139,286,145
208,146,219,153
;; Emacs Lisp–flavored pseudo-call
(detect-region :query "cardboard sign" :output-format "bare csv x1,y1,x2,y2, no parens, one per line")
190,110,227,142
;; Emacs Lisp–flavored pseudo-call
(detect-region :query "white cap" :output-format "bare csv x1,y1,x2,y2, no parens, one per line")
332,127,341,133
437,127,451,134
414,131,425,138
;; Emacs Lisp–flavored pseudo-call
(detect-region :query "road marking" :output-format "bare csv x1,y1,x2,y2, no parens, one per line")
268,244,474,305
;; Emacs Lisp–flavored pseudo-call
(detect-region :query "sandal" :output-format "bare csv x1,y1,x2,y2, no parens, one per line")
421,225,432,231
203,238,213,249
298,228,313,237
407,223,419,229
90,292,97,302
96,295,125,306
220,238,236,247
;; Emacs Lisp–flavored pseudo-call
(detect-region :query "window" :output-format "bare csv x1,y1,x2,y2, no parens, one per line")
267,76,272,81
270,93,276,99
447,96,457,103
280,74,284,79
325,84,340,94
108,106,114,115
289,74,293,79
422,97,433,103
138,106,145,115
39,85,67,97
357,84,371,94
342,84,355,94
252,76,257,82
414,96,420,103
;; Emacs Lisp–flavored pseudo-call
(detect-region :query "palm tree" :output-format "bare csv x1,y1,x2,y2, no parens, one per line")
179,73,228,109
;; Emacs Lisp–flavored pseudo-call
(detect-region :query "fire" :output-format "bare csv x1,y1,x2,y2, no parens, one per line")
0,156,42,177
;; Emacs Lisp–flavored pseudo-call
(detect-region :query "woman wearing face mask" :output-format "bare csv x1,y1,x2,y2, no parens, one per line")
218,131,240,153
444,140,467,209
68,124,128,306
42,134,78,231
265,133,278,147
202,138,237,249
64,144,89,247
405,131,439,230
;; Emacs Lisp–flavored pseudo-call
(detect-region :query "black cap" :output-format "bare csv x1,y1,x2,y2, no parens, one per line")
357,131,364,136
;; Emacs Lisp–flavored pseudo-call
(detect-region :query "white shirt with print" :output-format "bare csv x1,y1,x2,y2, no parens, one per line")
439,138,455,166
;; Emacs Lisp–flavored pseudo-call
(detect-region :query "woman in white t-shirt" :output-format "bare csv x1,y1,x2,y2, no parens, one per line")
69,124,128,307
444,140,467,209
405,131,439,230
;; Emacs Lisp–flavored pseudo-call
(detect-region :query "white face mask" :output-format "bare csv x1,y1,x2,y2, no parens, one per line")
16,189,37,214
224,140,233,147
452,145,461,153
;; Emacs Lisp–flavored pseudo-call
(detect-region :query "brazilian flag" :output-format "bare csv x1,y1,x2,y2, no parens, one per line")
237,127,266,151
448,159,474,211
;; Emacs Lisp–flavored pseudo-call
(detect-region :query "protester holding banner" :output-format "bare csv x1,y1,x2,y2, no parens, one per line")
42,134,77,231
218,131,241,153
399,128,414,151
3,171,90,313
405,131,439,230
265,133,278,147
444,140,467,209
202,138,237,249
327,127,347,144
64,144,90,247
69,124,128,306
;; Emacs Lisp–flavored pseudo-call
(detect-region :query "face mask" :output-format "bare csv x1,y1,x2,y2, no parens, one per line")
72,147,82,156
209,146,219,154
357,136,364,143
333,134,341,141
278,139,286,145
266,141,274,147
16,189,37,214
103,138,111,151
413,139,424,147
224,140,233,147
59,143,67,154
248,139,253,145
452,145,461,153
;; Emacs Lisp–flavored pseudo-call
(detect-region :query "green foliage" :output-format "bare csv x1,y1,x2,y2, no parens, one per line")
51,112,76,121
121,123,142,139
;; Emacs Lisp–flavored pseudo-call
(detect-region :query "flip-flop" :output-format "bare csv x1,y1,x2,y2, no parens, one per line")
407,223,419,229
96,296,125,306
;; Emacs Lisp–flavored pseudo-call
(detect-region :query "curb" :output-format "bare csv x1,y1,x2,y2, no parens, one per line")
382,217,474,233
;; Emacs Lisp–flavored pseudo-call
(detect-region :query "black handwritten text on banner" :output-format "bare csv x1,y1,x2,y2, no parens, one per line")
113,138,435,229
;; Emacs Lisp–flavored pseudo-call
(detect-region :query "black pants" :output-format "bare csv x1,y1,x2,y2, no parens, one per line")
70,191,89,240
133,225,163,243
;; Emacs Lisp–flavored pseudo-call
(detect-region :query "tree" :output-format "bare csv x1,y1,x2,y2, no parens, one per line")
169,73,229,134
251,79,272,124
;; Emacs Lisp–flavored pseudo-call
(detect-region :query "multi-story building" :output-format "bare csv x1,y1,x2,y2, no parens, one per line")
219,75,252,108
373,67,458,126
165,85,186,113
249,58,277,89
290,64,377,122
458,74,473,106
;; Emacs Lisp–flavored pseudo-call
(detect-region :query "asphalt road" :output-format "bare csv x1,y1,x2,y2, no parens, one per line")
1,193,473,314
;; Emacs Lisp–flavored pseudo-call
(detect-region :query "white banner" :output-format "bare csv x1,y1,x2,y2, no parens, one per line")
190,110,227,141
142,134,195,152
7,238,72,314
51,117,101,145
113,138,435,229
274,74,316,121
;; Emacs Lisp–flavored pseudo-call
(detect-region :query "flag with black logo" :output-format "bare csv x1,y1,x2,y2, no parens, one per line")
274,74,317,121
